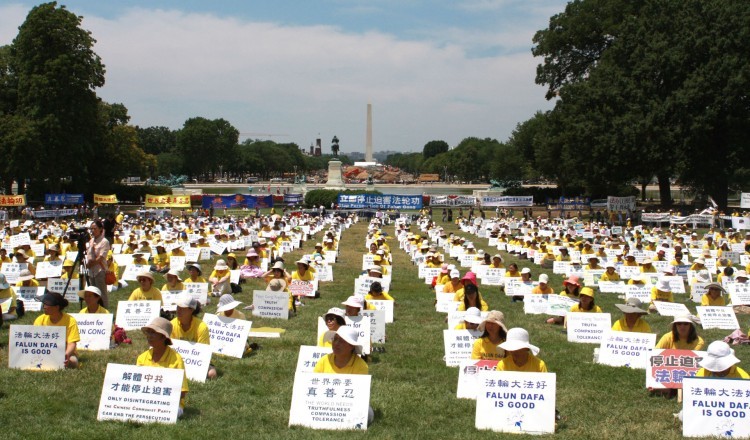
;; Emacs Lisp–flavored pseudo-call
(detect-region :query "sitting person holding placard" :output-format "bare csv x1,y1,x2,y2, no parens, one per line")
209,260,231,297
649,279,674,312
186,263,207,283
34,291,80,368
137,317,189,416
695,341,749,379
701,283,726,306
531,274,554,294
458,283,489,312
171,293,217,379
128,271,163,304
365,282,394,304
656,315,705,350
442,269,463,294
314,326,368,374
16,269,39,288
455,307,482,330
162,268,185,292
472,311,507,360
79,286,108,314
0,274,18,322
612,298,651,333
599,262,620,282
318,307,346,347
496,328,547,372
569,287,601,313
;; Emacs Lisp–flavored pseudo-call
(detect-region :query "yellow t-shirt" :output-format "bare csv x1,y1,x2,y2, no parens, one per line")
0,287,18,316
650,287,674,303
496,353,547,372
218,310,246,320
136,346,189,407
292,270,315,281
34,313,80,344
471,336,505,360
655,332,705,350
701,294,725,307
80,305,110,314
365,292,395,302
611,317,652,333
162,282,185,292
458,298,489,312
531,285,554,295
313,353,369,374
696,366,749,379
128,287,163,303
569,304,602,313
170,317,210,345
599,272,621,282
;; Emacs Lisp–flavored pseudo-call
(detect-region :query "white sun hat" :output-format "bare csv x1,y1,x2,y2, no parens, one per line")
499,328,540,355
699,341,741,373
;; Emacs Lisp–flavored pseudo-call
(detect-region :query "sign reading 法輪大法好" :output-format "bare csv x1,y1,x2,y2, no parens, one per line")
475,371,557,434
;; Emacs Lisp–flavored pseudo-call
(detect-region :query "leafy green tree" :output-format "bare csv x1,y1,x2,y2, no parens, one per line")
137,126,177,155
176,117,239,179
422,140,449,160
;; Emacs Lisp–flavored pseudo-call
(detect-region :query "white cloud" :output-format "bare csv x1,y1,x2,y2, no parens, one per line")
0,4,555,152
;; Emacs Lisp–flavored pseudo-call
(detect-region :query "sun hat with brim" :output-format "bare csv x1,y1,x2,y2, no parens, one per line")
214,259,229,270
217,294,242,313
271,261,285,271
78,285,102,299
705,283,726,294
17,269,34,282
461,271,477,286
335,326,363,355
499,328,540,355
699,341,741,372
450,269,461,278
186,263,202,274
655,279,672,292
580,287,595,298
0,273,8,289
562,275,581,287
440,264,449,274
615,297,647,314
538,274,549,283
641,259,653,265
137,271,155,282
166,268,182,281
267,278,287,292
462,307,483,325
671,314,695,326
693,258,705,265
295,259,309,266
342,295,364,309
368,266,382,274
15,249,28,258
477,310,507,333
520,267,532,274
246,249,258,258
176,292,198,309
492,254,503,261
142,317,173,346
324,307,346,320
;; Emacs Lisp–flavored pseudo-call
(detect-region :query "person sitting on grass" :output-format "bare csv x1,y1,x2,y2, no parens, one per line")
612,298,651,333
458,283,489,312
454,307,482,330
162,268,185,292
472,311,507,360
318,307,346,347
0,274,18,322
171,293,217,379
496,328,547,372
695,340,749,379
365,282,394,304
656,315,705,350
185,263,206,283
701,283,727,306
79,286,108,314
128,271,163,303
34,291,79,369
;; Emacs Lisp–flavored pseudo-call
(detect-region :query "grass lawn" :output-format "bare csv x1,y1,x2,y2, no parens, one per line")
1,217,748,439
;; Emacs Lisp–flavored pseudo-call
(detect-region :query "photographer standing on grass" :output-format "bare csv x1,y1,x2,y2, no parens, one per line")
86,219,111,308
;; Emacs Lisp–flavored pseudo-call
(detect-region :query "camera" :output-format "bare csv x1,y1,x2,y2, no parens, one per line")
67,227,90,245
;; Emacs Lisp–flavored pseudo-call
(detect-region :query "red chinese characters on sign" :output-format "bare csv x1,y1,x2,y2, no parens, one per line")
648,349,704,389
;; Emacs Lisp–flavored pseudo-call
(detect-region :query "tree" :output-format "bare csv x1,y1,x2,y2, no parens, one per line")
11,2,105,192
422,140,449,160
137,126,177,155
175,117,239,179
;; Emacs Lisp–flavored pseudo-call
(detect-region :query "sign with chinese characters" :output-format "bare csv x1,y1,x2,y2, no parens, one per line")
0,195,26,206
480,196,533,207
289,279,316,298
184,282,209,305
44,193,84,205
35,261,63,279
70,313,113,351
696,306,740,330
16,286,42,311
8,325,65,370
475,371,557,435
170,340,212,383
145,194,190,208
1,262,27,284
359,309,386,345
97,363,183,424
523,294,549,315
443,329,482,367
366,300,393,323
337,193,422,210
729,282,750,305
598,331,656,369
93,194,118,204
288,373,371,430
295,345,333,374
203,313,252,358
252,290,289,320
566,313,612,344
457,359,500,399
682,377,750,438
121,264,150,282
646,349,706,389
115,301,161,331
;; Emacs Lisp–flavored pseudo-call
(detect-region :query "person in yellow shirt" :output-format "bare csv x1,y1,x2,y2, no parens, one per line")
34,291,80,368
208,259,231,297
612,298,651,333
78,286,109,314
600,261,621,282
151,244,170,273
128,271,163,303
186,263,207,283
171,293,216,379
531,274,554,294
137,317,189,415
435,264,451,286
655,315,705,350
701,283,727,306
490,254,505,269
454,307,482,330
314,325,369,374
16,269,39,287
0,273,18,321
471,311,507,360
496,328,547,372
442,269,463,294
695,340,749,379
650,279,674,309
585,256,602,271
318,307,346,347
162,268,185,292
458,283,489,312
569,287,602,313
365,281,394,304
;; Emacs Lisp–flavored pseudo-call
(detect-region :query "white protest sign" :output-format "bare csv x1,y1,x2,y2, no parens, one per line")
524,294,549,315
475,371,557,435
566,313,612,344
184,282,209,305
35,261,63,279
8,324,65,370
97,363,182,424
289,279,316,298
618,265,641,280
443,329,481,367
366,300,394,323
203,313,252,358
344,315,371,355
359,309,386,345
598,331,656,369
198,248,212,261
252,290,289,320
682,377,750,438
183,248,200,262
660,275,686,294
362,254,375,270
169,256,186,272
552,261,570,275
160,290,184,312
696,306,740,330
294,345,333,374
113,254,134,267
545,295,579,317
599,281,626,293
646,349,706,390
625,285,652,303
209,241,226,256
482,268,505,286
170,339,212,383
652,301,691,317
70,313,113,351
122,264,150,282
1,262,27,284
457,359,500,399
115,300,161,331
288,373,371,430
16,286,42,311
729,282,750,305
315,265,333,282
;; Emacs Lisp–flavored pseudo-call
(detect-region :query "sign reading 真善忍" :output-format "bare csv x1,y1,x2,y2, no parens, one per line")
288,373,371,430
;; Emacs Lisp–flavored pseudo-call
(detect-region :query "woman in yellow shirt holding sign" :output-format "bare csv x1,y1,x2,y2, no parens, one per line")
34,291,80,368
611,298,651,333
128,271,163,304
471,311,507,360
79,286,109,314
170,293,216,379
496,328,547,373
314,325,368,374
137,317,189,416
656,315,705,350
695,341,749,379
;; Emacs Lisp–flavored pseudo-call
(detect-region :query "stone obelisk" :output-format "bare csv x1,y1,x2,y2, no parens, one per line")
365,103,373,162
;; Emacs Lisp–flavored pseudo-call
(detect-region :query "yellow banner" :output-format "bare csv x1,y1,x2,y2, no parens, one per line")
145,194,191,208
0,195,26,206
94,194,119,204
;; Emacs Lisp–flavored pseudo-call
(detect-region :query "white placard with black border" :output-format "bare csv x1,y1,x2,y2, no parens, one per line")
8,324,66,370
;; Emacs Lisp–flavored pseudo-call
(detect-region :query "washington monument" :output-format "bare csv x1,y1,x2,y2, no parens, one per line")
365,103,373,162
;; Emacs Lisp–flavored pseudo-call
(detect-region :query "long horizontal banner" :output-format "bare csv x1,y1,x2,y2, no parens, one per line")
44,194,84,205
430,195,476,206
283,193,303,204
145,194,191,208
31,209,78,219
546,196,590,209
641,213,715,226
480,196,533,207
338,194,423,210
93,194,118,204
201,194,273,209
0,195,26,207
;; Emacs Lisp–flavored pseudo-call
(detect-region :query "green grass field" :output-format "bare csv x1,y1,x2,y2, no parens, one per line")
1,217,748,439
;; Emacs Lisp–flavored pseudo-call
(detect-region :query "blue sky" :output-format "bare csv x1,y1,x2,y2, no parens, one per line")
0,1,569,153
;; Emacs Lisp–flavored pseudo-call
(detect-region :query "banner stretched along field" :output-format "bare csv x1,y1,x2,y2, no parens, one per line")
31,209,78,219
93,194,118,204
480,196,533,207
201,194,273,209
44,194,84,205
145,194,191,208
0,195,26,206
429,195,477,206
337,194,422,210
